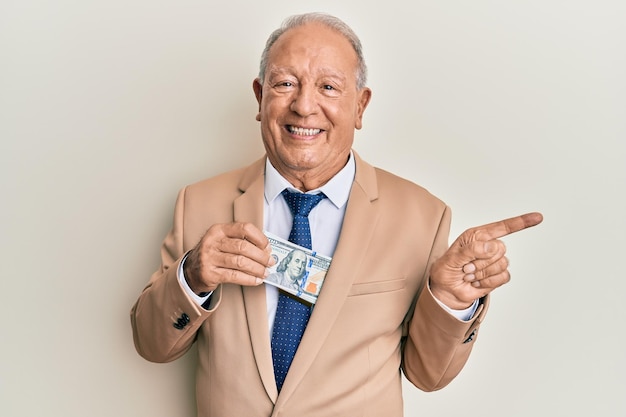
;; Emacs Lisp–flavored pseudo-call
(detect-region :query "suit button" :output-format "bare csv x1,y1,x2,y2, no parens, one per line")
173,312,190,330
463,329,477,344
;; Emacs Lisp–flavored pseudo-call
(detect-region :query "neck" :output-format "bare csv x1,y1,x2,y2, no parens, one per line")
270,155,350,192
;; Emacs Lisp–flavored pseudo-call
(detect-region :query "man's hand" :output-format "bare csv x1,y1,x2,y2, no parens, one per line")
183,222,276,295
430,212,543,310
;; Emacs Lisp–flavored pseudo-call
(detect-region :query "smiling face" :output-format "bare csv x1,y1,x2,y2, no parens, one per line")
253,22,371,191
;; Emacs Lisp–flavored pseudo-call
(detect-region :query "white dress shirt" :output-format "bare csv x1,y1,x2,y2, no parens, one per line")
179,153,477,335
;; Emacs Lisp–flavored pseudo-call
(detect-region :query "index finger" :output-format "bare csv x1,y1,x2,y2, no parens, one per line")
222,222,269,249
474,212,543,240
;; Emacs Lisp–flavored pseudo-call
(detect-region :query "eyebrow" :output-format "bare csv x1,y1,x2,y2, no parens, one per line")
267,66,348,83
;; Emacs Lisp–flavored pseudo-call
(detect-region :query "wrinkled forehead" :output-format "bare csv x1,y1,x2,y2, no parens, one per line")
266,23,359,79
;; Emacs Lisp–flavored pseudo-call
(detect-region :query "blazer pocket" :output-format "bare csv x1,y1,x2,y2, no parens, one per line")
348,278,406,296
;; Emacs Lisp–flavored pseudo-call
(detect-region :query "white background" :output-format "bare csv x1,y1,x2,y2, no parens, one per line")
1,0,624,416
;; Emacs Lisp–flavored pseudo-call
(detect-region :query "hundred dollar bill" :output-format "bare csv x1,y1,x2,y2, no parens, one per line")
264,231,332,305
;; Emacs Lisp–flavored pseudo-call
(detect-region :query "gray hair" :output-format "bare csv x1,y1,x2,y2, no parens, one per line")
258,12,368,90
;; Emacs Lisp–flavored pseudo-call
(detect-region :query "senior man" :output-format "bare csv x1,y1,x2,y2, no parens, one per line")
131,12,542,417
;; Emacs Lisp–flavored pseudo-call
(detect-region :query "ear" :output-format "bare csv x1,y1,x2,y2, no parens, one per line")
253,78,263,121
354,87,372,130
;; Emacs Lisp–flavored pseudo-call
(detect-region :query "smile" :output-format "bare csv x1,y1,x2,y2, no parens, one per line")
287,125,322,136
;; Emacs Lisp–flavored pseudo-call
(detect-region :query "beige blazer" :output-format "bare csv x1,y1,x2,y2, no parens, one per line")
131,152,488,417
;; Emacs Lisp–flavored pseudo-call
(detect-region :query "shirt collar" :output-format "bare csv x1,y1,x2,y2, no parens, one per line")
264,152,355,209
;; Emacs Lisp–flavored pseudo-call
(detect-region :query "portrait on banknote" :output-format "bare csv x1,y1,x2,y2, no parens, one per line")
264,232,332,304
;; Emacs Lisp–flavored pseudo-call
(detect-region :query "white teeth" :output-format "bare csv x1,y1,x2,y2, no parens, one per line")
288,126,321,136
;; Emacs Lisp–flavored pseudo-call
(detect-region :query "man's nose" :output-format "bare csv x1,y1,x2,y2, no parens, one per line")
290,86,318,116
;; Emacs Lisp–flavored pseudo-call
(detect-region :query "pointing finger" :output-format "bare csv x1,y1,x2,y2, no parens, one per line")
471,212,543,241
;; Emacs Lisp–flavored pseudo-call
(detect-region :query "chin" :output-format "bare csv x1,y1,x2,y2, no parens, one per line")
281,153,325,171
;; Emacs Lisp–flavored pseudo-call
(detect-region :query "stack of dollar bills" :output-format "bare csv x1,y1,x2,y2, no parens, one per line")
264,232,332,305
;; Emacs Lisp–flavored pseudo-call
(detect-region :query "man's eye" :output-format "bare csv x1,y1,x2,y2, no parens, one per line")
279,82,293,87
323,85,334,90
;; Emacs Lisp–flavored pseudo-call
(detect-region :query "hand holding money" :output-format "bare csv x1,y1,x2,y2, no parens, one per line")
183,222,276,295
429,212,543,310
264,232,332,305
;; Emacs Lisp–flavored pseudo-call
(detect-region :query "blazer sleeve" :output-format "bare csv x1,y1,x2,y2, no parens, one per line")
130,186,222,363
401,205,489,391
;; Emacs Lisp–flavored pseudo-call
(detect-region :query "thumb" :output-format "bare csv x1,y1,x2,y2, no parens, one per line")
465,240,506,268
480,241,500,257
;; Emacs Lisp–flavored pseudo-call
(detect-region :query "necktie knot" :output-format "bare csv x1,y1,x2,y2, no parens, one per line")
281,189,326,218
281,189,326,250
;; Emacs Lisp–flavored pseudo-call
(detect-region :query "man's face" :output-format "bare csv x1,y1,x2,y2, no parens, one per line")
286,251,307,280
253,23,371,189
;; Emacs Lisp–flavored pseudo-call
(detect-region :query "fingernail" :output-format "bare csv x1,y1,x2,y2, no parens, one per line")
464,273,475,282
256,278,263,285
485,242,495,252
472,281,481,288
264,269,270,278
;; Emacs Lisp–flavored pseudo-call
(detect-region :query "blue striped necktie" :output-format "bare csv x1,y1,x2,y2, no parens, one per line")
271,189,326,391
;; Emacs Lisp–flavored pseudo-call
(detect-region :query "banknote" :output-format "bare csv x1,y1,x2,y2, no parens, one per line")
264,232,332,304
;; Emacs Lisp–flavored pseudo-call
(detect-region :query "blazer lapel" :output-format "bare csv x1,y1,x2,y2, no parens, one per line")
276,153,381,403
233,157,279,402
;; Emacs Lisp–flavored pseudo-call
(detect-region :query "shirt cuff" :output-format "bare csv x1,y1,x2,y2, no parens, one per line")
435,297,479,321
428,282,479,321
178,252,212,306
